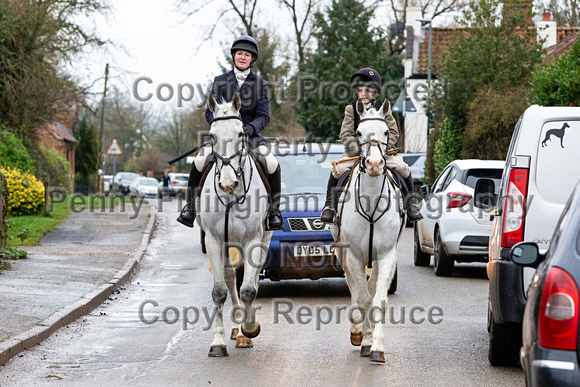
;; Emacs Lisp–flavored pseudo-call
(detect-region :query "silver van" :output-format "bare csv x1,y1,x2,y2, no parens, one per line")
477,105,580,366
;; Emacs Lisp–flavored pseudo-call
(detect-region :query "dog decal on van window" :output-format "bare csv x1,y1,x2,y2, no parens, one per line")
541,122,569,148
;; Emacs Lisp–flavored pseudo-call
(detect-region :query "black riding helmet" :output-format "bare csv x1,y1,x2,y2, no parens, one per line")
350,68,382,92
231,35,259,67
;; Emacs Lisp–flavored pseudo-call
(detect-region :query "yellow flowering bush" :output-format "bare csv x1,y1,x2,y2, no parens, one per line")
0,167,45,216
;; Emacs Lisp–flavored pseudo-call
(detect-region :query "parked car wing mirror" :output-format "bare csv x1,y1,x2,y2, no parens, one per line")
474,178,496,209
510,242,544,268
420,185,431,198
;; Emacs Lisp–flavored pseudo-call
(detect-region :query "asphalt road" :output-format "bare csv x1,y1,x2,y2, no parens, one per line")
0,199,524,386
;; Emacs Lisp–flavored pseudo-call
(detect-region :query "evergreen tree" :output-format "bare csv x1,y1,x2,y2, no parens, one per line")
295,0,403,139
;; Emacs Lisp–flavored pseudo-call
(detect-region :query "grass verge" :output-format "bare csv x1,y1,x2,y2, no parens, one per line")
6,195,144,247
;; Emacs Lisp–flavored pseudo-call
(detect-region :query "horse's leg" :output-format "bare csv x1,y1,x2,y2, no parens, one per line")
348,252,373,357
206,235,229,357
339,248,362,346
368,247,397,363
240,239,266,338
367,264,378,297
224,260,253,348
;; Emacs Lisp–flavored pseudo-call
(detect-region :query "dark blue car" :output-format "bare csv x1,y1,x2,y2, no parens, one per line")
510,180,580,386
258,142,344,282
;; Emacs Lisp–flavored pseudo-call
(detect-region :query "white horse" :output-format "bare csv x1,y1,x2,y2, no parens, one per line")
331,99,402,363
198,93,272,357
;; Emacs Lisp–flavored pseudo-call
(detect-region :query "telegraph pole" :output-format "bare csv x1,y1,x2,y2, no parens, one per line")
100,63,109,194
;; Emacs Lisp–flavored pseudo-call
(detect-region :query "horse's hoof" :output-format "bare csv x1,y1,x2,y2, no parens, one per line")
230,328,239,340
208,345,228,357
241,323,261,338
370,351,385,363
350,332,363,346
235,336,254,348
360,346,371,357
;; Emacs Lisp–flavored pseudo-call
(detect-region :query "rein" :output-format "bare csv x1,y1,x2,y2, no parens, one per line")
209,114,253,262
353,117,393,268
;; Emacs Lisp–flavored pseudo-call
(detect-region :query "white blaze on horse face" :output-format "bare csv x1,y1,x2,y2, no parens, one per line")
365,141,385,177
358,108,388,177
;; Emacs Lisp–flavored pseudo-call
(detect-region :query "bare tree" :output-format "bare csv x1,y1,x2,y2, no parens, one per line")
538,0,580,26
383,0,466,54
178,0,260,44
279,0,317,70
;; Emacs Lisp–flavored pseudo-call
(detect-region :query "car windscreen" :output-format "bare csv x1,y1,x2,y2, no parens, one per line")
277,152,342,195
464,169,503,189
140,179,158,186
173,176,188,181
402,155,421,166
123,174,138,181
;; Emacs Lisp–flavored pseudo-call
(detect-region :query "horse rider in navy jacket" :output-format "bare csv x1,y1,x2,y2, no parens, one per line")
177,35,283,230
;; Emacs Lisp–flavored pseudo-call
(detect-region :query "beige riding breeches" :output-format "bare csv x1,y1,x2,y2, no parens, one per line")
332,154,410,179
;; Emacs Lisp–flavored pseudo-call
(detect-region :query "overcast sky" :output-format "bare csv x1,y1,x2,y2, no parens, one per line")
75,0,227,114
73,0,467,115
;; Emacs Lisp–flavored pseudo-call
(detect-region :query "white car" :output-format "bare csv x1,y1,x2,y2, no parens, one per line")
129,177,160,198
414,159,504,276
168,172,188,198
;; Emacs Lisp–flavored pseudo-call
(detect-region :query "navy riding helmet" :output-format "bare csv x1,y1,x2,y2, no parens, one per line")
351,68,382,92
231,36,259,66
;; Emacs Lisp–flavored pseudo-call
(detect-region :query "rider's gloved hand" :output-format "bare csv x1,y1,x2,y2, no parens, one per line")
243,124,255,136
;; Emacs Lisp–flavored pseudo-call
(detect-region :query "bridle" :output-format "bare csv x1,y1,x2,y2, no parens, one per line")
353,116,393,268
355,117,389,175
209,115,253,206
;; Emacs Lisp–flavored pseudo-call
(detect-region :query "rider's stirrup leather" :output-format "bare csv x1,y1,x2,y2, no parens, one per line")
320,206,336,224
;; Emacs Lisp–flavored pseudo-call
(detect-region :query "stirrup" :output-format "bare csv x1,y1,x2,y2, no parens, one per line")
176,205,195,228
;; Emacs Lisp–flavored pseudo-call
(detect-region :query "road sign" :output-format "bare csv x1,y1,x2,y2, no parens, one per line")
106,139,123,156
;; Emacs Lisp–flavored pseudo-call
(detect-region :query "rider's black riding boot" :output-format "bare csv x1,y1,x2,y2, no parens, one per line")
404,173,423,223
177,166,203,228
266,165,283,230
320,173,339,224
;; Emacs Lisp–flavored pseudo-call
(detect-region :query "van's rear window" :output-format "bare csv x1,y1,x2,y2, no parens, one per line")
464,169,503,189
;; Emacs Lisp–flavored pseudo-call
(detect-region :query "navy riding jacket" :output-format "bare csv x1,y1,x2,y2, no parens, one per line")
205,70,270,147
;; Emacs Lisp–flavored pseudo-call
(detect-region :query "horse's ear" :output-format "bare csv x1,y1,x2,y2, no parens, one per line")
208,94,217,113
379,99,391,118
232,93,241,112
356,99,365,117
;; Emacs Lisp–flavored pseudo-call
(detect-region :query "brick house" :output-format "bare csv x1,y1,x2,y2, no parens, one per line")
37,121,78,191
398,6,580,152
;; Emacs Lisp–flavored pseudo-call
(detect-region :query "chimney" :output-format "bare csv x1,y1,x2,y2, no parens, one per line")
536,8,557,48
542,9,551,21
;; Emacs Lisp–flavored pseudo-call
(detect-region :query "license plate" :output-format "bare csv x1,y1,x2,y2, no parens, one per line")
293,244,333,257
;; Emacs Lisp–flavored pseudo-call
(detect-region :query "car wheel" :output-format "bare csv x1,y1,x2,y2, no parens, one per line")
235,264,244,296
388,263,397,294
413,224,431,267
434,228,454,277
488,311,521,366
200,229,207,254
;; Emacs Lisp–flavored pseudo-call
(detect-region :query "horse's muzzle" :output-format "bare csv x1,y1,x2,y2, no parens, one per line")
365,157,385,177
218,180,239,195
